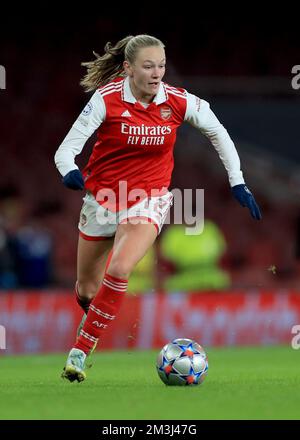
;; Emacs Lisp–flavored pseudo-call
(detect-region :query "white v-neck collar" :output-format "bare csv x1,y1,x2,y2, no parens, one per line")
122,76,168,105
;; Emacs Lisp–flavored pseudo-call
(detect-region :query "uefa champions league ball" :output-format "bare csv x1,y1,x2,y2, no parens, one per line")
156,338,208,386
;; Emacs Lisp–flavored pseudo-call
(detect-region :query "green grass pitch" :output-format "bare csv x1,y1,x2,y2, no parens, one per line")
0,346,299,420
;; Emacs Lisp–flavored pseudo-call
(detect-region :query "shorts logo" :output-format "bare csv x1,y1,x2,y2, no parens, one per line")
160,106,172,120
82,102,93,116
80,213,87,227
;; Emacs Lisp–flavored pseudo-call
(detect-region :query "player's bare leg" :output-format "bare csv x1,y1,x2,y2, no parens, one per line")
77,235,114,305
75,236,113,338
65,221,158,382
62,236,113,382
107,221,158,279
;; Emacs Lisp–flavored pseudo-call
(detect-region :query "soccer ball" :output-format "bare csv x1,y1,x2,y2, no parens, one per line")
156,338,208,386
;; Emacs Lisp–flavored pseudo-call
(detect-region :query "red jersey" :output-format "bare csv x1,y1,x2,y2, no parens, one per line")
55,77,245,208
81,77,187,210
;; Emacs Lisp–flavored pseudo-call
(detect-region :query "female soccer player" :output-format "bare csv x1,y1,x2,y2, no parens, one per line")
55,34,262,382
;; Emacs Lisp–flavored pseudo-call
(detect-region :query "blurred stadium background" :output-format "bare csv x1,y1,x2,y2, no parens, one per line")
1,11,300,355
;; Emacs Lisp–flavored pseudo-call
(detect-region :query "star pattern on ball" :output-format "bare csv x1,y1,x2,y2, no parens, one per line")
158,355,175,376
184,365,203,385
176,341,197,358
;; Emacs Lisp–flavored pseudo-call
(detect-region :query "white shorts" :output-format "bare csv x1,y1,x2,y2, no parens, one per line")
78,191,173,241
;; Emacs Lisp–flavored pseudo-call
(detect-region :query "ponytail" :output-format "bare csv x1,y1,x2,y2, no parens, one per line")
80,34,165,92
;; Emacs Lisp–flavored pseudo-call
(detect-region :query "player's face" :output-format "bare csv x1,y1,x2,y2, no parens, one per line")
125,46,166,101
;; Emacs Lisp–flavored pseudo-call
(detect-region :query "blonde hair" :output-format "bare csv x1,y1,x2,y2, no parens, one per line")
80,34,165,92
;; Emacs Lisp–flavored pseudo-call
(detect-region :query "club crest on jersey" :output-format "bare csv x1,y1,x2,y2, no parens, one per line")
160,106,172,120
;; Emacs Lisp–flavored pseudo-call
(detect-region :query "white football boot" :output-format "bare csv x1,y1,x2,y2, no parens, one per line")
61,348,87,382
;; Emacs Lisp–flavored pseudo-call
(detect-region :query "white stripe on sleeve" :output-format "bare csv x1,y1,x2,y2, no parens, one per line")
184,92,245,187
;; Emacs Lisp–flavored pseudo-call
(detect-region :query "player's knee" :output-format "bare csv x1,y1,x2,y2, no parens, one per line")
107,259,132,279
76,280,98,301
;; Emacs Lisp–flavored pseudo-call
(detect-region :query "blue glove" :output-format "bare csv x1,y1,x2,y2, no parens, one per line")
231,184,262,220
62,169,84,190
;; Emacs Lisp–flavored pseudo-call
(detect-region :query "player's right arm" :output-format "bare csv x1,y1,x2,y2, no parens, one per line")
54,90,106,189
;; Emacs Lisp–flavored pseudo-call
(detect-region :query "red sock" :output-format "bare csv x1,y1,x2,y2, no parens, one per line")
74,273,128,354
75,281,91,314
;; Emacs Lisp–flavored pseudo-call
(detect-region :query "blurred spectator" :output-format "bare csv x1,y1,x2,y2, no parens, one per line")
0,225,18,288
0,185,54,288
0,185,21,288
14,223,53,288
159,220,230,291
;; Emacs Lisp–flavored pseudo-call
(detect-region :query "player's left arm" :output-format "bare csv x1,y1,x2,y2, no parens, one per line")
184,92,262,220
